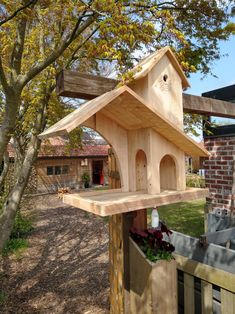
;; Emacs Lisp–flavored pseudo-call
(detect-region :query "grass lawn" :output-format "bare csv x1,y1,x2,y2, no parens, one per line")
152,199,206,238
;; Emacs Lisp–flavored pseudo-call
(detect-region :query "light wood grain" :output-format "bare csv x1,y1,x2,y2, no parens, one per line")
63,187,209,216
160,155,177,190
221,289,235,314
136,150,147,191
129,238,177,314
184,273,195,314
130,46,189,89
39,85,209,158
201,281,213,314
175,254,235,293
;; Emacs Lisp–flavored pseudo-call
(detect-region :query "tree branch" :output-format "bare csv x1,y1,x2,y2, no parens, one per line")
10,14,27,79
20,13,97,88
66,25,100,68
0,151,9,191
0,55,9,94
0,0,38,27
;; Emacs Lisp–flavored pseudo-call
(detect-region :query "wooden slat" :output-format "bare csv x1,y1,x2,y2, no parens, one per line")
175,254,235,293
183,93,235,118
184,273,195,314
129,238,177,314
63,187,209,216
221,289,235,314
201,281,213,314
56,70,117,99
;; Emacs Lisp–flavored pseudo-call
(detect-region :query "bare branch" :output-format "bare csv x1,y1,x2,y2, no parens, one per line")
0,0,38,27
66,25,100,68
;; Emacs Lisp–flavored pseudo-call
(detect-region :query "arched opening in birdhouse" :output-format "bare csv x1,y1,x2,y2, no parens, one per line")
160,154,177,191
136,150,147,191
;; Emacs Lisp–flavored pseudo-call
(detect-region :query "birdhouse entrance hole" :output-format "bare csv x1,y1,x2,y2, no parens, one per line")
160,155,176,190
136,150,147,191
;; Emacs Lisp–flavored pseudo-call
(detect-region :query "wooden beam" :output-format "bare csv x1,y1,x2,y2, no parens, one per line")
175,254,235,293
56,70,118,99
56,71,235,118
183,93,235,118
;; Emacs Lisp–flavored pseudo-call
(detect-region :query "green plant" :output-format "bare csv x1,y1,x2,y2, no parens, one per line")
11,211,33,239
186,174,205,188
130,223,175,263
2,238,28,256
82,172,90,183
1,211,33,256
0,291,6,306
82,172,90,188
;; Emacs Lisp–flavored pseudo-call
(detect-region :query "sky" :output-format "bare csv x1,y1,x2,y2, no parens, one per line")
185,18,235,140
188,34,235,97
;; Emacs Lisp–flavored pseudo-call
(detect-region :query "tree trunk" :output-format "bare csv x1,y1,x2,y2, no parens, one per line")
0,93,20,165
0,134,40,250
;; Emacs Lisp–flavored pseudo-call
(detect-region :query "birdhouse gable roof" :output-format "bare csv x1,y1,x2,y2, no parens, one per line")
39,85,208,157
131,46,190,89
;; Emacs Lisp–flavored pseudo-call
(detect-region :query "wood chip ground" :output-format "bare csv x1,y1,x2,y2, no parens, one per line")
0,195,109,313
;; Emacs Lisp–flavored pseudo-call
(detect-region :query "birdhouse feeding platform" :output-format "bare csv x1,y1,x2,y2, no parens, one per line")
39,47,209,313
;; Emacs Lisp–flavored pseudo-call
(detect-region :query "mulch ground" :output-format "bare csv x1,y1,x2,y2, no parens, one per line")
0,195,109,314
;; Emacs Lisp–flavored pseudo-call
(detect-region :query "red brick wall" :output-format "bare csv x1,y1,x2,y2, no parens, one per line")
204,137,234,211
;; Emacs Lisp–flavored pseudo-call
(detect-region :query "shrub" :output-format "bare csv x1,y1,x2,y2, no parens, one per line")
130,222,175,262
186,174,205,188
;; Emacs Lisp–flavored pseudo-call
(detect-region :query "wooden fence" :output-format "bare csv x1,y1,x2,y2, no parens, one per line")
171,232,235,314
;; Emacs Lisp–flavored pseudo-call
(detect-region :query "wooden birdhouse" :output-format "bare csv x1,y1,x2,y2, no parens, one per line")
39,47,209,314
39,47,208,217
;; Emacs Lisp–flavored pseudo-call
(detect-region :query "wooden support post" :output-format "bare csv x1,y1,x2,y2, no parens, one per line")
201,280,213,314
184,273,195,314
204,200,212,233
133,209,147,230
109,212,135,314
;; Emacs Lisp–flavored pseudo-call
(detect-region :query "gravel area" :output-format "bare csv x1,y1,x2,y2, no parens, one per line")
0,195,109,314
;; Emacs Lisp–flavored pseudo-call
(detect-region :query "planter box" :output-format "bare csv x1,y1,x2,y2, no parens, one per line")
129,237,177,314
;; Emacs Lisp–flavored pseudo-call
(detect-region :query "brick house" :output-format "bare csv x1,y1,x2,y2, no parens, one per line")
8,137,109,193
203,84,235,210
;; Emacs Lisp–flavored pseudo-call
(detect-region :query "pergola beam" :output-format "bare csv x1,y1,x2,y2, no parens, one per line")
57,70,235,118
183,93,235,118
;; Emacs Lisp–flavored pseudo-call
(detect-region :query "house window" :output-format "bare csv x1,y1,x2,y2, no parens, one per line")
62,165,69,174
47,165,69,176
55,166,62,175
47,166,53,175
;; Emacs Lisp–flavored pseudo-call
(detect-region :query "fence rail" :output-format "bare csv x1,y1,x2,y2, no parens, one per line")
171,231,235,314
